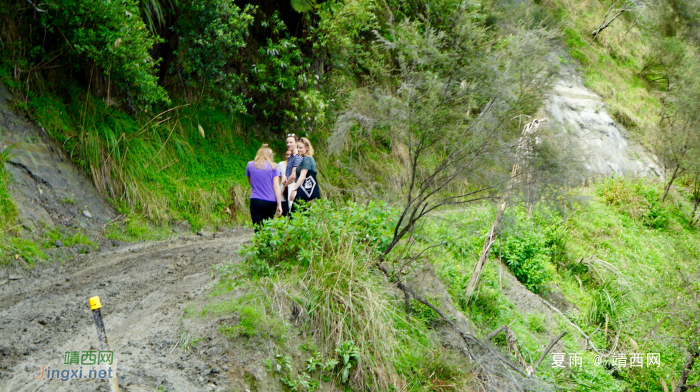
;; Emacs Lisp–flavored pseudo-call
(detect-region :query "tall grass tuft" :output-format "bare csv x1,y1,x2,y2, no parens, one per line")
233,201,469,390
28,92,261,228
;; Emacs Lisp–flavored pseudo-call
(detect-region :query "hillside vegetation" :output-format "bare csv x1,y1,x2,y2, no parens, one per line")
1,0,700,391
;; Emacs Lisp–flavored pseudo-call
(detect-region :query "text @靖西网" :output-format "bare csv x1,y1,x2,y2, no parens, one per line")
551,352,661,368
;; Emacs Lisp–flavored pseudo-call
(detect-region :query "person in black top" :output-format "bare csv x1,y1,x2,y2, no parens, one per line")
281,133,303,216
290,137,321,211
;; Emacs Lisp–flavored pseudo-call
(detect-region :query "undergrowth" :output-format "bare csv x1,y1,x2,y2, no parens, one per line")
420,177,699,391
28,90,268,230
210,200,472,391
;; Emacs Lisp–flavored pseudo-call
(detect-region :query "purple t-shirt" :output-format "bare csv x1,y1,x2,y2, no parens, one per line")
246,161,280,202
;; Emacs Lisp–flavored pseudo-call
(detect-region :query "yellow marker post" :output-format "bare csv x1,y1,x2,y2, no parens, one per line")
89,296,120,392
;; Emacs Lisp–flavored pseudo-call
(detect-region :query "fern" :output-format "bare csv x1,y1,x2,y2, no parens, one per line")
291,0,315,13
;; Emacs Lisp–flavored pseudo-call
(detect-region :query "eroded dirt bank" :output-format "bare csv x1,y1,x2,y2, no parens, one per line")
0,230,254,392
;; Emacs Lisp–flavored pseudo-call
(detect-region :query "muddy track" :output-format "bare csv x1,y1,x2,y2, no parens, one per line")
0,230,253,392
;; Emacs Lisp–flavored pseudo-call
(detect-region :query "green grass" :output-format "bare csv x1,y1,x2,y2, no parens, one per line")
545,0,663,140
27,89,281,229
415,178,700,391
40,226,97,249
206,201,474,391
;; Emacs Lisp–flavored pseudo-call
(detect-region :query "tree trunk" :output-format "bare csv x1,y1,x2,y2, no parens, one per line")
674,349,699,392
690,176,700,226
463,191,509,301
662,163,681,203
691,198,699,226
464,118,545,303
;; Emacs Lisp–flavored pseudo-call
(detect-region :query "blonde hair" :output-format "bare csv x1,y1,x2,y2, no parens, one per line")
298,137,314,157
254,144,277,169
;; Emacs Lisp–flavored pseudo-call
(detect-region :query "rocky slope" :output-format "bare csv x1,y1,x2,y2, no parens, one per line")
541,54,664,179
0,83,116,232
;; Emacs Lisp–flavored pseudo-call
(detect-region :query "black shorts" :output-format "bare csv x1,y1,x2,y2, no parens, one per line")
250,198,277,228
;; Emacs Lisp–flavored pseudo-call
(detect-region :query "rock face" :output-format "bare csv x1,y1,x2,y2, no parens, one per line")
542,57,664,179
0,83,116,231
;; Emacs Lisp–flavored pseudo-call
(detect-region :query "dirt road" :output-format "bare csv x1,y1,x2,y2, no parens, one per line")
0,230,253,392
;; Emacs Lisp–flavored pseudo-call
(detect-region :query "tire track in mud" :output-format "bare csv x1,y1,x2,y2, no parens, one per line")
0,230,252,392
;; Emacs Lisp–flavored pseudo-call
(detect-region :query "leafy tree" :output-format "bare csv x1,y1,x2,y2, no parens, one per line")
329,9,558,257
38,0,167,107
176,0,255,113
656,50,700,202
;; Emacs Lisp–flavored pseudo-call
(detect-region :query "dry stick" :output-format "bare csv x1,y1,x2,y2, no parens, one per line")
26,0,47,13
464,118,547,302
486,324,568,375
539,298,601,354
403,291,411,323
376,263,528,378
487,324,509,340
587,0,633,48
533,331,568,371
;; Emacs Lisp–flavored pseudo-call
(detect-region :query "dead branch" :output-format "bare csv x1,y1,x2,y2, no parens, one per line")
486,324,568,375
540,298,601,354
464,118,547,302
376,262,529,378
404,291,411,323
26,0,47,13
487,324,509,340
588,0,636,48
534,332,568,371
674,347,699,392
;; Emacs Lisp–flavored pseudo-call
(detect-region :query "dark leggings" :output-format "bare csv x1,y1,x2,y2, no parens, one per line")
250,198,277,229
281,186,290,217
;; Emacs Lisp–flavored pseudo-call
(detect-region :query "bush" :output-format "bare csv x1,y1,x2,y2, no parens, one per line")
232,201,467,390
44,0,168,107
499,207,555,294
242,200,395,276
596,178,674,229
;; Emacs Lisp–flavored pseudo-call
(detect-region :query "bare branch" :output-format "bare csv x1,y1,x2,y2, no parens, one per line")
540,298,601,354
534,332,568,371
26,0,47,13
375,262,529,378
487,325,509,340
587,0,635,48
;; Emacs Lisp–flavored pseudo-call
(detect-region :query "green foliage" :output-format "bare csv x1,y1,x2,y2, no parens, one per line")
177,1,254,114
46,0,167,107
215,201,466,390
596,177,677,229
28,90,263,227
242,200,395,276
280,373,316,392
499,207,557,294
334,340,360,384
40,227,96,249
290,0,316,13
220,304,289,342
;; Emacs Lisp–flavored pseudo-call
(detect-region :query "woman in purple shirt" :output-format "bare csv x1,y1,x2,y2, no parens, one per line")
246,144,282,229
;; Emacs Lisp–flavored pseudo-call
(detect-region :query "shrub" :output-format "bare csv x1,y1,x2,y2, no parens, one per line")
233,201,463,390
499,207,554,294
596,178,674,229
